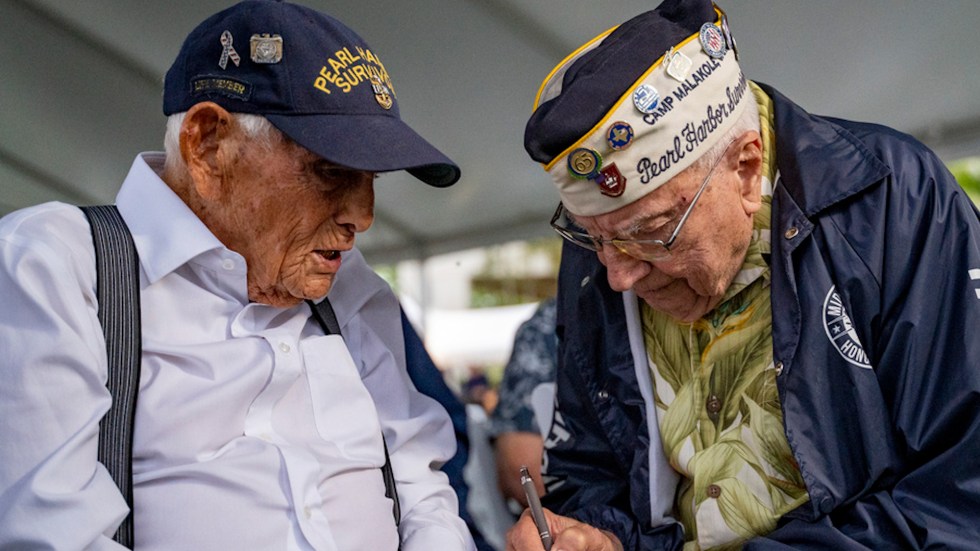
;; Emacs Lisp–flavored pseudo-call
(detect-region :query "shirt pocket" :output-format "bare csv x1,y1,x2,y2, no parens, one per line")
302,334,384,465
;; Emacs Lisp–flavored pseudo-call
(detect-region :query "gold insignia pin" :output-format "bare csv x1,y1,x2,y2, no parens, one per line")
371,74,393,110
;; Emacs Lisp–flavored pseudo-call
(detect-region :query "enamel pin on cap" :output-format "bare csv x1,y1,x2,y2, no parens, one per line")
250,34,283,64
371,74,393,109
568,148,602,179
594,164,626,197
721,12,738,59
699,23,727,59
633,84,660,114
606,121,635,151
218,30,241,69
664,48,693,81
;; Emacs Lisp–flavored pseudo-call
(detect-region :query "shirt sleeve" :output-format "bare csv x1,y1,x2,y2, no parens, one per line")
332,249,476,551
0,204,130,549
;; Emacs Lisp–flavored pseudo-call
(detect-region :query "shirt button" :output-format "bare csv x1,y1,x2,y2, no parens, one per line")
303,506,312,519
221,258,235,270
775,361,784,376
706,394,722,420
278,342,290,353
581,276,591,287
784,227,799,239
707,484,722,499
597,389,609,400
819,496,834,513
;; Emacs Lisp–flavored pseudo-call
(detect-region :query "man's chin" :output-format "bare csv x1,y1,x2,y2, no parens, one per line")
296,278,335,302
641,295,714,324
247,279,333,308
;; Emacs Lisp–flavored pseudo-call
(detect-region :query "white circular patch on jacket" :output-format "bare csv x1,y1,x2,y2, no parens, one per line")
822,285,872,369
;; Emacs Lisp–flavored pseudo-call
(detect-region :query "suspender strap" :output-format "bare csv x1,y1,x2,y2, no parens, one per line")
306,298,401,527
79,206,398,546
308,296,341,336
81,205,141,549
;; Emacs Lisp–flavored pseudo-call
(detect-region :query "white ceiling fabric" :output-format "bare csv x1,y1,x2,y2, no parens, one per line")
2,0,979,264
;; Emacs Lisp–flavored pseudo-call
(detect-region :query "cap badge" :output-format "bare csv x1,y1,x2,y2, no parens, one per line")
699,24,727,59
664,49,693,81
370,74,393,110
632,84,660,114
568,148,602,179
606,122,634,151
721,13,739,60
250,34,283,64
218,30,241,69
593,163,626,197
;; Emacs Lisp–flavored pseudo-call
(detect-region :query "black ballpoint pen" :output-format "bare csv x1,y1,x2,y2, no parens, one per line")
520,465,553,551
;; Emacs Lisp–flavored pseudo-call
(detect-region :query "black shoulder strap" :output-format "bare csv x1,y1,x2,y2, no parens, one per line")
306,298,401,528
80,205,140,549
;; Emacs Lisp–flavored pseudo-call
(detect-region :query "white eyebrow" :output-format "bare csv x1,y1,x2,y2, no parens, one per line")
617,208,677,240
569,206,674,240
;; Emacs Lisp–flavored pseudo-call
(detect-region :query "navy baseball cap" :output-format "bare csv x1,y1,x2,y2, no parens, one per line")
164,0,460,187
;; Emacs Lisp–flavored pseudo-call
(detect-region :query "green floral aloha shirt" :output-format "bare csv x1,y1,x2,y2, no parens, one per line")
641,83,809,550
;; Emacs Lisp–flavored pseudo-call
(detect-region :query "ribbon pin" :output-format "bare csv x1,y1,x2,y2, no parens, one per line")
219,30,241,69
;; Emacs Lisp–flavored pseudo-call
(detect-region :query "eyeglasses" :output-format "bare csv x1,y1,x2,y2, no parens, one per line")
550,142,731,262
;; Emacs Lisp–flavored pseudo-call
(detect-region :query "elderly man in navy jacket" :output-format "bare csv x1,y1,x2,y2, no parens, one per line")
507,0,980,549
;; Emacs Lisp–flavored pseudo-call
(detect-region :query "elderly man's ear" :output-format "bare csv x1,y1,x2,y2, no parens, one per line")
733,130,764,216
179,101,236,200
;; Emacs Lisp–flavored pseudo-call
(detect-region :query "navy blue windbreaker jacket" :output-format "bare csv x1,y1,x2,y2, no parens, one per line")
541,83,980,550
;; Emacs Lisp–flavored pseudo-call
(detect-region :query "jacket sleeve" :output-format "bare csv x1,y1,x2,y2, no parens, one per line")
754,135,980,549
0,205,130,549
542,242,684,551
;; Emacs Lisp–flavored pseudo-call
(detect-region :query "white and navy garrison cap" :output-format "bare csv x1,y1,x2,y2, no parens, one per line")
524,0,749,215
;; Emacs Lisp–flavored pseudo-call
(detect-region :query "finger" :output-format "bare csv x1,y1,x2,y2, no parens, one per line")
552,522,621,551
505,511,545,551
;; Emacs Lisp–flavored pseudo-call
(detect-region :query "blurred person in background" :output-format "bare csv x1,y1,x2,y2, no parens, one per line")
488,297,557,508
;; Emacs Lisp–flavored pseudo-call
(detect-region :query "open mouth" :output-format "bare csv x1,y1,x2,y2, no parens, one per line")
315,250,341,261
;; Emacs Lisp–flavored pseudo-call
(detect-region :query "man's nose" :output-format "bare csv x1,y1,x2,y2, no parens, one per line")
336,180,375,233
602,248,649,292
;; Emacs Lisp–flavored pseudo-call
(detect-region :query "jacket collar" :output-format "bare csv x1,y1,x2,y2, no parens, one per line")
758,83,891,218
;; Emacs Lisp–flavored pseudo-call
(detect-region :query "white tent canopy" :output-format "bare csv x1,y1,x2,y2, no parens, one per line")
402,296,537,377
2,0,979,267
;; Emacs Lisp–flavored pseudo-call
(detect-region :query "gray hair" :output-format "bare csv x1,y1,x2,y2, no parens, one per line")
163,112,281,175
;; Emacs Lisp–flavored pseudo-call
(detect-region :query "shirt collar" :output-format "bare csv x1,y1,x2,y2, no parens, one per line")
115,152,229,285
714,83,775,305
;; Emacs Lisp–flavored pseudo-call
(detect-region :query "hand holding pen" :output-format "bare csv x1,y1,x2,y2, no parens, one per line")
506,466,624,551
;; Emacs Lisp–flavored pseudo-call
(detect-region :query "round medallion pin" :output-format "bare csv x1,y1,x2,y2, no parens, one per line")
632,84,660,114
567,148,602,179
699,23,727,59
606,122,634,151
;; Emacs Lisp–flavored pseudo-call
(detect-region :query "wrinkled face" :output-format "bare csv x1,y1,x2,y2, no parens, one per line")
572,152,757,322
206,133,375,307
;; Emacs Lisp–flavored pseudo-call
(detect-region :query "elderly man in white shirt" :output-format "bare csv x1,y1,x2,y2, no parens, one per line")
0,1,473,550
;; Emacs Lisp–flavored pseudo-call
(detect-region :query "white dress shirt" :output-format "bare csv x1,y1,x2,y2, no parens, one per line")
0,153,475,550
